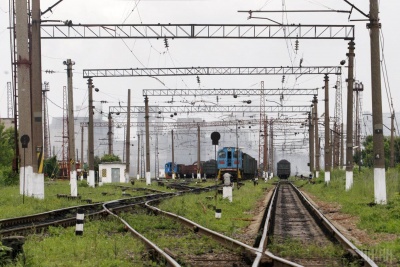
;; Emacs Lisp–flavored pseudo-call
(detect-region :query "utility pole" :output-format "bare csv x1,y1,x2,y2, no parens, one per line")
369,0,386,204
340,122,344,169
87,78,95,187
270,120,274,176
324,74,331,183
126,89,131,183
313,95,320,177
309,112,314,176
171,130,175,179
137,133,140,180
81,125,84,178
144,95,151,184
16,0,33,196
108,112,113,155
197,124,201,179
42,82,50,159
346,41,355,191
65,59,77,196
354,82,364,167
263,117,268,179
390,112,395,168
31,0,44,198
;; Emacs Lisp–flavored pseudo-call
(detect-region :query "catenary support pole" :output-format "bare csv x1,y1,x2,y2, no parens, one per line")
108,112,113,155
346,41,355,191
144,95,151,185
369,0,387,204
313,95,320,177
309,112,314,176
390,112,394,168
81,125,84,180
197,124,201,179
87,78,95,187
16,0,33,197
65,59,77,196
126,89,131,183
324,74,331,183
31,0,44,199
137,133,140,180
171,130,175,179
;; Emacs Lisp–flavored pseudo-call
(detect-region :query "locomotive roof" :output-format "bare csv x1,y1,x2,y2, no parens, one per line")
277,159,290,164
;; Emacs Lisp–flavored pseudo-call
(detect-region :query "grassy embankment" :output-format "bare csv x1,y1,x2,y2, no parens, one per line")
293,168,400,266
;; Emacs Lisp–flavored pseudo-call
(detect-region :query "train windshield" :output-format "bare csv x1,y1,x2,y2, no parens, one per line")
218,151,226,158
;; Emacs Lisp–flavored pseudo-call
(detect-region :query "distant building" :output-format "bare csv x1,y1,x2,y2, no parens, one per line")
0,118,14,129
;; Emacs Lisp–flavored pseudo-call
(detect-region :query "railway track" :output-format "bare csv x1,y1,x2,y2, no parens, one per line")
0,185,187,237
265,181,377,267
1,181,378,266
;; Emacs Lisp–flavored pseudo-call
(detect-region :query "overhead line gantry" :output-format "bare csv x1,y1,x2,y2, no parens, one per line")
83,66,341,78
142,88,318,96
109,105,313,114
40,23,354,40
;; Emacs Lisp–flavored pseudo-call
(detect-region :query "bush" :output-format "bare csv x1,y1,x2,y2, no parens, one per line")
0,166,19,186
78,180,89,187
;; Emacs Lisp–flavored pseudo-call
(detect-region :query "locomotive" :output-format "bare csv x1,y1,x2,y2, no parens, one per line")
217,147,257,181
276,159,291,179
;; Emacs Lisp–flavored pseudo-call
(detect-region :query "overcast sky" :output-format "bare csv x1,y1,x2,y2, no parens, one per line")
1,0,399,127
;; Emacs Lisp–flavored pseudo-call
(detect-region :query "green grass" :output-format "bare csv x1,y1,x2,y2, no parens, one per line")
1,179,271,266
0,179,185,219
157,180,270,236
121,210,234,258
9,217,146,267
268,237,346,259
293,168,400,265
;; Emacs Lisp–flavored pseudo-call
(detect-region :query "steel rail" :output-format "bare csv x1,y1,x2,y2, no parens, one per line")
293,184,378,267
252,184,302,267
103,199,181,267
145,198,260,264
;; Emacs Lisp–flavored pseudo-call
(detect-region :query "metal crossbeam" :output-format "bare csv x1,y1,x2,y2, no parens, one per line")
142,88,318,96
41,24,354,40
109,105,312,114
79,117,308,128
83,66,341,78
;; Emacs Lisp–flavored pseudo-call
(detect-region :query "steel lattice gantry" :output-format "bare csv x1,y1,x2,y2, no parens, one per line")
40,24,354,40
80,117,308,129
83,66,341,78
142,88,318,96
109,105,312,114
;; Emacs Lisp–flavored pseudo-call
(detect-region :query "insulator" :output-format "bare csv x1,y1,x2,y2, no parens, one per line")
164,37,169,48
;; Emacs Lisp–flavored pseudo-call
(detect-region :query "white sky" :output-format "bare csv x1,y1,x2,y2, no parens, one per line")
0,0,399,127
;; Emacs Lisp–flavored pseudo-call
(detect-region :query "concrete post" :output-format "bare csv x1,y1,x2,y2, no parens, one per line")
31,0,44,199
324,74,331,183
65,59,77,196
346,41,355,191
87,78,95,187
144,95,151,184
126,90,131,183
370,0,387,204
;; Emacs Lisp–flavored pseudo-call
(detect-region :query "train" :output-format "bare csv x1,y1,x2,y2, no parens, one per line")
276,159,291,179
164,160,218,179
216,147,257,181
